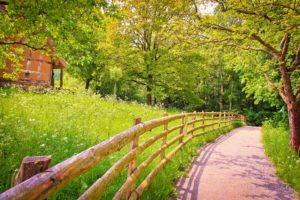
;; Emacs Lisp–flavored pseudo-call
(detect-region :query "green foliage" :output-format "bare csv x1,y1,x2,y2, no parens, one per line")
225,51,284,108
0,0,110,66
107,0,214,108
262,121,300,194
270,107,289,129
1,0,262,112
192,0,300,122
244,109,273,126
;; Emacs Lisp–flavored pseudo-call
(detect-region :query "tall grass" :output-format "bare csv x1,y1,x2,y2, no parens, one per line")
262,121,300,195
0,88,165,197
0,87,241,199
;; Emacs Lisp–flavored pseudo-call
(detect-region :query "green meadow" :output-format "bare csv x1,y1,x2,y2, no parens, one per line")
0,87,241,199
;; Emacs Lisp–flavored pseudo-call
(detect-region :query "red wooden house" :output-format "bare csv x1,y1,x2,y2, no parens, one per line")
0,39,66,88
0,1,66,88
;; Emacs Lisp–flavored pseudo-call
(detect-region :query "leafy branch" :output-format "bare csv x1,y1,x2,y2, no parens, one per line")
0,41,46,51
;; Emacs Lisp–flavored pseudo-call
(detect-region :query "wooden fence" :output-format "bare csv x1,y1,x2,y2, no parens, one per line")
0,112,245,200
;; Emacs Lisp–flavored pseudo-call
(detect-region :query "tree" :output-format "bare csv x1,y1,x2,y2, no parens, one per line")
62,10,107,91
192,0,300,151
118,0,194,105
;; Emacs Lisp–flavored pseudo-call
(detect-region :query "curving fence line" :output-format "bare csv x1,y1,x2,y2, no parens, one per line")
0,112,245,200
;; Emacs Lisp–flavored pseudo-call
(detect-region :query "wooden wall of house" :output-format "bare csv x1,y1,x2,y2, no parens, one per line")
0,48,54,86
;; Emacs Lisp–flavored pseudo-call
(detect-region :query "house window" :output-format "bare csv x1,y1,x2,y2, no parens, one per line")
24,70,30,80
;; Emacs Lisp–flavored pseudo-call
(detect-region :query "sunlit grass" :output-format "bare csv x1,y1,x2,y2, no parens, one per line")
0,88,165,197
262,121,300,196
0,87,241,199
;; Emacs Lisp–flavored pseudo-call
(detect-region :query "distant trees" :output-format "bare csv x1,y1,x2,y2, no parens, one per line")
109,0,243,111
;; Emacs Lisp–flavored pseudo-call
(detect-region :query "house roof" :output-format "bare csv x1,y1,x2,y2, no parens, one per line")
53,58,67,69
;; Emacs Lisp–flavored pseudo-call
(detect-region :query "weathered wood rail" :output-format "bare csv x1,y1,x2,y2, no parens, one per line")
0,112,245,200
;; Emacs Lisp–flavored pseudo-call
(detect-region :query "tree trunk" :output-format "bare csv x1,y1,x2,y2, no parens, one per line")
279,62,300,152
85,78,92,90
146,85,152,106
287,101,300,152
229,82,233,111
154,97,157,105
113,82,117,97
219,83,224,111
219,67,223,111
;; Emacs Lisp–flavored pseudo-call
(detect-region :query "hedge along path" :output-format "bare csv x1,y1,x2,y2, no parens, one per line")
0,111,245,200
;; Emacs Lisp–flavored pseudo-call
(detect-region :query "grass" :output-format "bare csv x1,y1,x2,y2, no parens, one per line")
262,121,300,196
0,87,242,199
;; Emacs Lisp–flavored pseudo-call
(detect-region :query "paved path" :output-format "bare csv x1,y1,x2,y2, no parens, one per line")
175,126,298,200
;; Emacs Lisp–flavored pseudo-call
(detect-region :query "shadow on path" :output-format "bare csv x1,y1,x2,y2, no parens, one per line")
176,130,237,200
175,126,297,200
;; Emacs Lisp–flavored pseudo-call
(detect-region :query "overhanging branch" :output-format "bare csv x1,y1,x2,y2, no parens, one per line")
204,22,280,56
224,43,274,57
0,41,46,51
263,72,279,92
206,23,234,33
280,33,290,60
233,9,273,22
126,79,147,86
263,72,288,103
290,48,300,72
250,33,280,55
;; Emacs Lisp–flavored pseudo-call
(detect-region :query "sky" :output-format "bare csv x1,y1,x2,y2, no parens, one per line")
198,2,218,15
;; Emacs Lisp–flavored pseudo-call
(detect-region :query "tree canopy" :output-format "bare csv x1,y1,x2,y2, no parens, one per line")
1,0,300,149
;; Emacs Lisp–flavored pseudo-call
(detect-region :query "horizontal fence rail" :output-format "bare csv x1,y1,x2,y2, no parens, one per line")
0,112,245,200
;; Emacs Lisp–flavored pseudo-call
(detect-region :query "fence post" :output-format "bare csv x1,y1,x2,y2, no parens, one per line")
227,112,230,126
12,156,51,187
160,112,168,159
202,111,205,133
127,117,141,198
242,115,246,123
211,111,214,130
179,113,187,143
218,112,221,129
191,111,196,136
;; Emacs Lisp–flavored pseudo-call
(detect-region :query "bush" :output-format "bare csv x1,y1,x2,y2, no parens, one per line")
244,109,273,126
